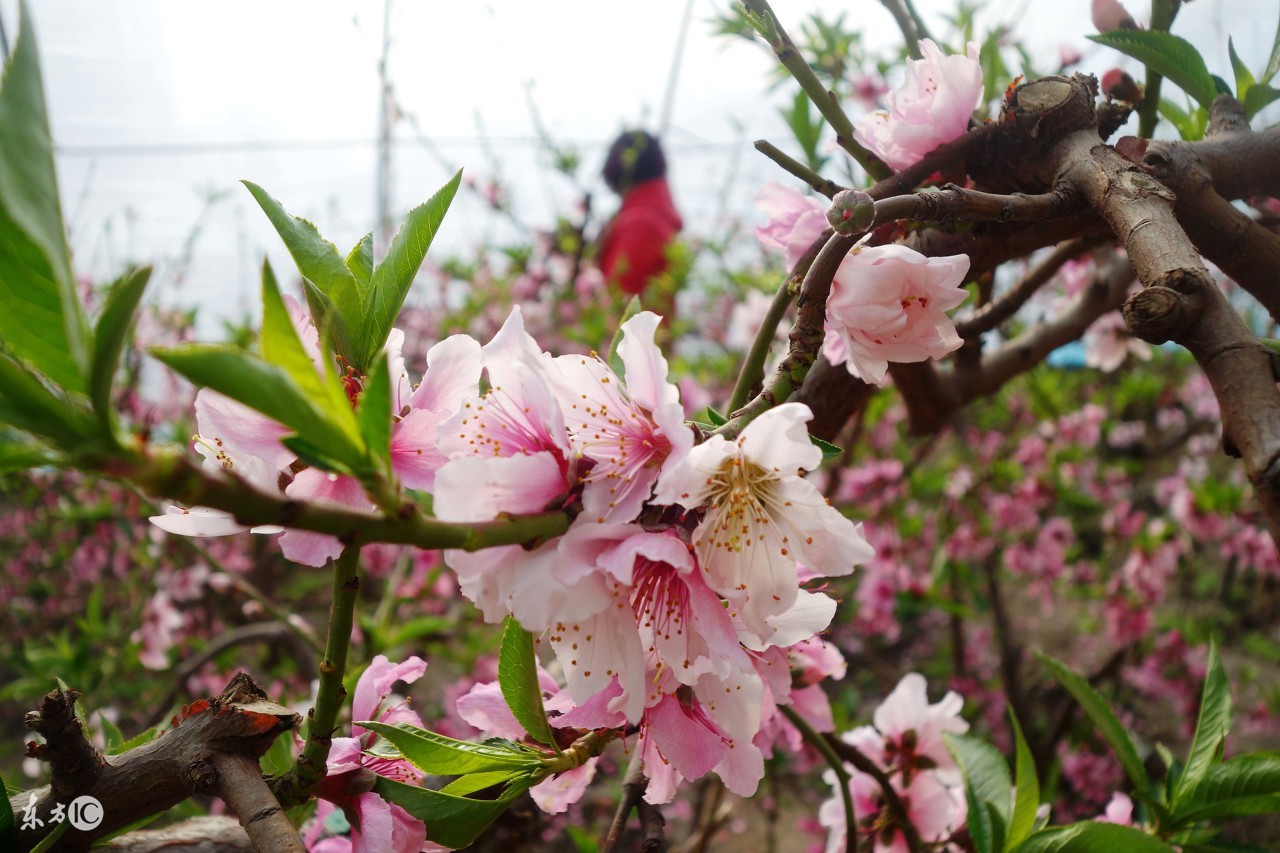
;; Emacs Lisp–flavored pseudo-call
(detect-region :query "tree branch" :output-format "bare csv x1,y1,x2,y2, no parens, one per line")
212,753,304,853
754,140,846,198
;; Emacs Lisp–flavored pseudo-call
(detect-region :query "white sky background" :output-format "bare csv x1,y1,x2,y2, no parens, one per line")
0,0,1268,334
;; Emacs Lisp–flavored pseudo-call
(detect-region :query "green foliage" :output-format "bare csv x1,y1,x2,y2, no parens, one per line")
498,617,561,752
1037,651,1149,792
1007,711,1040,850
373,773,540,849
89,267,150,428
1088,31,1218,109
1176,754,1280,823
1174,643,1233,808
1012,821,1174,852
780,89,828,174
946,732,1012,853
358,721,540,775
0,1,88,394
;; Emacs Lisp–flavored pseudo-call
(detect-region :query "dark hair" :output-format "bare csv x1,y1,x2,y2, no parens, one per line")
602,130,666,193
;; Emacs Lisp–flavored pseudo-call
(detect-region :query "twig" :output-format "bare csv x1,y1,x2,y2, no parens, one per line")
211,753,303,853
754,140,846,198
878,0,924,58
603,748,647,853
824,732,924,853
870,183,1079,230
954,236,1105,337
740,0,890,179
638,799,668,852
779,706,858,853
271,546,362,807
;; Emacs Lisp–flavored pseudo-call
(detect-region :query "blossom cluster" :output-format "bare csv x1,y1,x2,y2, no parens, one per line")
151,300,873,803
819,674,970,852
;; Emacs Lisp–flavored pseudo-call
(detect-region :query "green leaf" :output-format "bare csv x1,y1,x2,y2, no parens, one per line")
259,730,296,777
1176,753,1280,824
242,181,363,364
1088,31,1218,108
373,773,537,849
346,232,374,286
29,821,68,853
1243,84,1280,119
357,353,391,468
0,433,60,470
0,351,96,447
1012,821,1174,852
259,260,361,453
439,769,524,797
1262,10,1280,85
359,170,461,371
1037,651,1148,791
607,295,644,378
1229,38,1254,100
151,344,365,470
0,771,13,849
299,278,354,367
811,434,843,461
89,266,150,422
1157,98,1206,140
498,617,561,753
1007,711,1040,850
1174,641,1232,807
967,777,996,853
702,406,728,427
357,721,540,776
0,3,89,392
946,733,1012,830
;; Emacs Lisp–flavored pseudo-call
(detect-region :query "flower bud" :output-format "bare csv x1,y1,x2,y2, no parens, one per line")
1092,0,1139,33
826,189,876,235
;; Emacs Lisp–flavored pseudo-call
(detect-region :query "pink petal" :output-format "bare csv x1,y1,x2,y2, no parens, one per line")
353,654,428,725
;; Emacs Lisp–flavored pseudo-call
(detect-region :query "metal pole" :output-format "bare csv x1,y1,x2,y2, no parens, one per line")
657,0,696,136
375,0,394,249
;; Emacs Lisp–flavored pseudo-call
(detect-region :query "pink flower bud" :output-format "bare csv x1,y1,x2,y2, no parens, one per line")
826,190,876,235
1092,0,1138,32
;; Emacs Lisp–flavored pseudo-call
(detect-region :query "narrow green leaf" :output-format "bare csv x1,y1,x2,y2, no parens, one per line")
1037,652,1148,791
702,406,728,427
300,278,354,367
357,353,392,466
0,351,96,447
89,266,150,422
259,260,361,450
1243,84,1280,119
1088,31,1218,108
1007,711,1040,850
151,344,365,470
498,617,561,752
1178,753,1280,824
242,181,363,360
946,733,1012,828
372,773,537,849
439,770,524,797
259,730,295,777
0,433,60,470
607,295,644,378
29,821,68,853
357,721,539,776
811,434,843,461
1012,821,1174,852
0,770,13,849
0,3,89,392
967,775,995,853
1175,642,1232,807
1262,10,1280,85
360,170,461,371
1229,38,1254,100
346,232,374,286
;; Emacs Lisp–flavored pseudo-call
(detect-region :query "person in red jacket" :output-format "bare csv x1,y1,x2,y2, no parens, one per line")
599,131,683,316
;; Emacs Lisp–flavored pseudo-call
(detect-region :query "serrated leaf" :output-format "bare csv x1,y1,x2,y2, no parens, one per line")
1088,31,1217,108
346,232,374,286
0,351,96,447
0,2,89,394
260,259,361,454
278,434,355,476
1037,651,1148,791
357,721,540,776
1229,38,1254,100
967,774,996,853
151,344,365,470
1263,10,1280,85
242,181,363,363
1007,711,1039,849
1174,642,1232,807
811,434,843,461
299,279,354,366
607,295,644,378
89,266,150,424
1012,821,1174,852
946,732,1012,831
1243,84,1280,119
439,769,524,797
702,406,728,427
1176,753,1280,825
359,171,461,371
498,617,561,752
372,773,537,849
357,353,391,467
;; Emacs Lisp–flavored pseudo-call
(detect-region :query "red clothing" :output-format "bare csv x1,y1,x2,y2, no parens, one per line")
599,178,682,296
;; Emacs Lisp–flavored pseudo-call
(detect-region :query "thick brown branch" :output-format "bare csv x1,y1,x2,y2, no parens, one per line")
11,674,300,853
104,816,253,851
212,753,304,853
